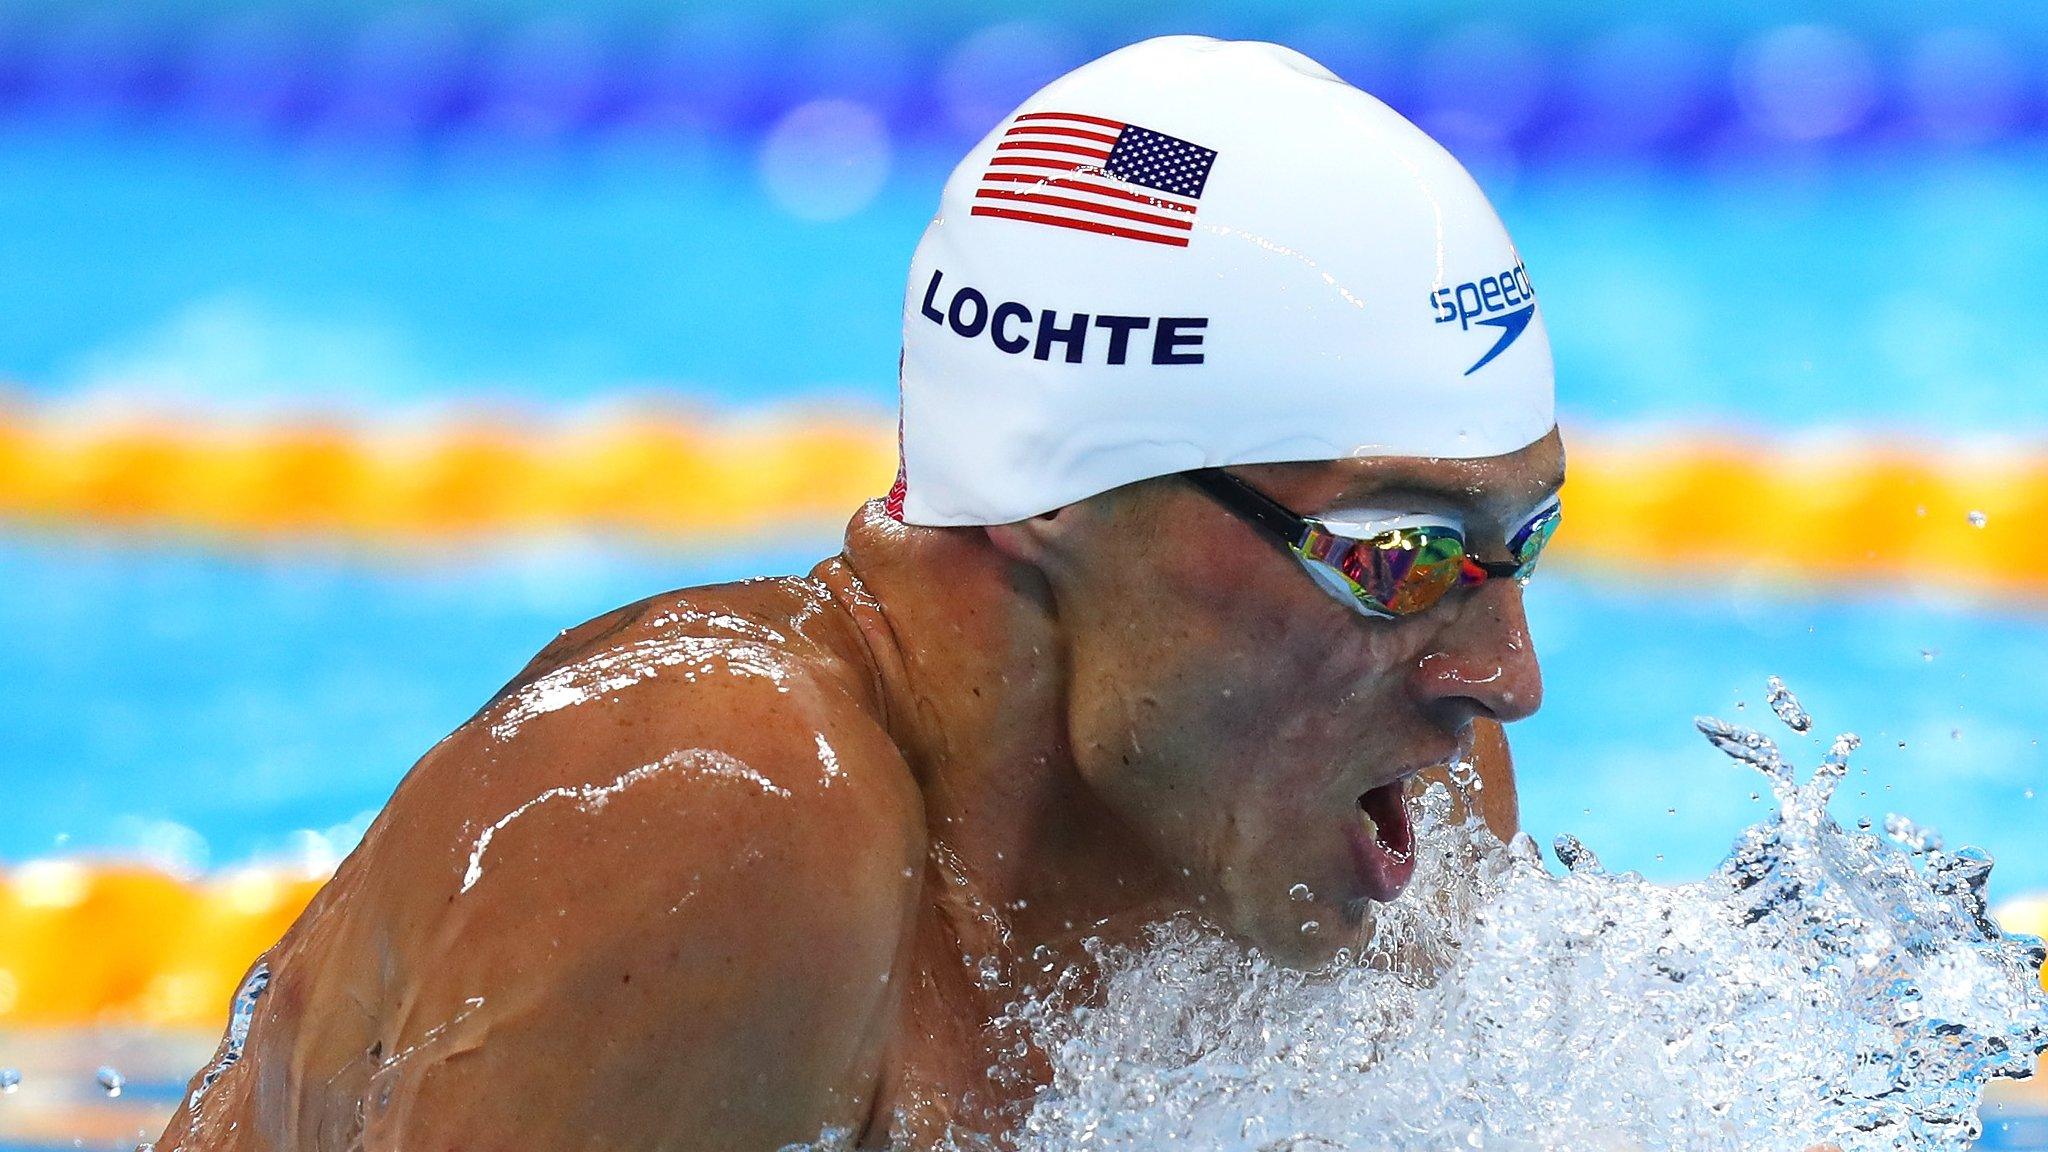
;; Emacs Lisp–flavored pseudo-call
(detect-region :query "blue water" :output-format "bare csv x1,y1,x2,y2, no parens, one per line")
2,533,2041,902
4,129,2047,433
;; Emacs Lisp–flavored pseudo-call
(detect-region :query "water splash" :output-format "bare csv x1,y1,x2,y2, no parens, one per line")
991,681,2048,1152
1767,675,1814,733
187,962,270,1112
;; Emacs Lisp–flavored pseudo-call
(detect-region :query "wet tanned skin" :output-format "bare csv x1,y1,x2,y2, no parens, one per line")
150,430,1563,1151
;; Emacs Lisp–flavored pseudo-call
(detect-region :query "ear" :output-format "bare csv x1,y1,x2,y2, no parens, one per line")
984,507,1074,567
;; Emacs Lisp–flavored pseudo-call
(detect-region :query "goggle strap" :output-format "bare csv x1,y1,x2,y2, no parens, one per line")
1468,557,1523,580
1182,468,1314,551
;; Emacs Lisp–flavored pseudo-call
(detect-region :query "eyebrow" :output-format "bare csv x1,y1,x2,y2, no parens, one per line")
1322,468,1565,527
1320,482,1473,517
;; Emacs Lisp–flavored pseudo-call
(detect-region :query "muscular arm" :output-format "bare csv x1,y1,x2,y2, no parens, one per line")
155,593,925,1152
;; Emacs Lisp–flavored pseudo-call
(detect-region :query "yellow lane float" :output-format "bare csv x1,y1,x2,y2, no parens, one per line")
0,405,896,540
0,405,2045,595
0,863,322,1029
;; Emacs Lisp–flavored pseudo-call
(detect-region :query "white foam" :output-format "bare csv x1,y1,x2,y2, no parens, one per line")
945,684,2048,1152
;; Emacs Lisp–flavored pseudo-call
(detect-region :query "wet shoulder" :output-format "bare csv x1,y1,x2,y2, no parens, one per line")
496,572,882,719
234,576,924,1149
448,573,913,824
401,571,922,898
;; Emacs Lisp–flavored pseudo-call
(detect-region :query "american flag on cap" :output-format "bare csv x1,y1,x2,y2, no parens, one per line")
970,111,1217,248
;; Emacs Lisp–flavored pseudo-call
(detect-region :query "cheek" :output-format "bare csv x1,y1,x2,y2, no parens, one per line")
1065,602,1395,824
1054,519,1429,824
1217,594,1412,729
1074,539,1419,759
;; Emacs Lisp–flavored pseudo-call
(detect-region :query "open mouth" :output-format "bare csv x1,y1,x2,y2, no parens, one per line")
1346,779,1418,903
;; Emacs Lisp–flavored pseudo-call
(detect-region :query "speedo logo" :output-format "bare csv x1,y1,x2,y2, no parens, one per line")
1429,262,1537,376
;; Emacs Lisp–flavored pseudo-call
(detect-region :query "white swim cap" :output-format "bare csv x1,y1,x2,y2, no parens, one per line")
888,35,1555,526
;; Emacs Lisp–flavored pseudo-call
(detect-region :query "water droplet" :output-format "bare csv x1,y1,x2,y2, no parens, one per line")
976,956,1005,990
1921,648,1938,661
1288,883,1313,902
1694,715,1793,795
1764,677,1812,733
2025,789,2035,800
1968,510,1988,528
1299,920,1320,935
96,1066,123,1097
1883,813,1944,853
0,1068,17,1093
1552,834,1604,874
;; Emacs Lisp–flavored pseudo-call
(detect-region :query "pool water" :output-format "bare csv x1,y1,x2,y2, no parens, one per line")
3,75,2047,1152
4,130,2046,432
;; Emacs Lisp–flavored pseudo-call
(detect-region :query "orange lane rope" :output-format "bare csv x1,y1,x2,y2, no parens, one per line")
2,409,2045,597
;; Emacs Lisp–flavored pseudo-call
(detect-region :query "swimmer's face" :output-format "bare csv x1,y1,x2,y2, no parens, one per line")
1002,428,1563,964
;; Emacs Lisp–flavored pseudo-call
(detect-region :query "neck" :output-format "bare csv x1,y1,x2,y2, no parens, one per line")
817,503,1183,966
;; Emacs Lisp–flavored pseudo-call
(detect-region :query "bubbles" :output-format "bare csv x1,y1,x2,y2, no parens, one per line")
757,98,891,222
0,1068,17,1094
973,683,2048,1152
95,1065,123,1098
1968,510,1988,528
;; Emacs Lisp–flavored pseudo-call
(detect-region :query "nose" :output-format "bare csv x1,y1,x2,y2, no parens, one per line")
1410,579,1543,727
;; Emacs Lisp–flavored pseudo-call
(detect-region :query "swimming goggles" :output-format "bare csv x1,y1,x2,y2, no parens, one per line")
1182,468,1562,619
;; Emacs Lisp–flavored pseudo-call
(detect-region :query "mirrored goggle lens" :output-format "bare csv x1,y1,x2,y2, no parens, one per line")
1303,524,1468,616
1509,503,1563,582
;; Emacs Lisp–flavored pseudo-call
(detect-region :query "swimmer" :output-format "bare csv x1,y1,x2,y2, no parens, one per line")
154,37,1562,1151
